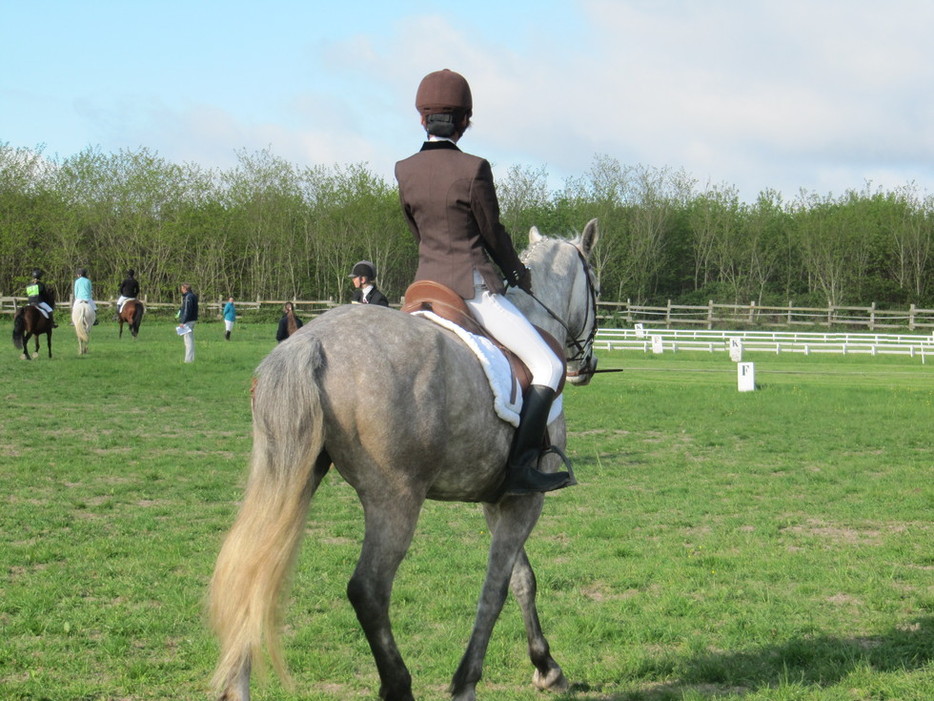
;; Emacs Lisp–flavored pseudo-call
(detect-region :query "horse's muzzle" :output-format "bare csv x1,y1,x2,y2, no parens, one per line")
566,354,597,386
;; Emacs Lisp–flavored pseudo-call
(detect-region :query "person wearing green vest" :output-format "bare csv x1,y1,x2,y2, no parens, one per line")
26,269,57,328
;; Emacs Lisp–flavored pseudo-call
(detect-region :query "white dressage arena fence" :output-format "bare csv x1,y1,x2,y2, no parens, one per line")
595,327,934,363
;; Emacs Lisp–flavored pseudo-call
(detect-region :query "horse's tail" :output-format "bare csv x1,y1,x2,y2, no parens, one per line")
132,301,144,331
12,310,24,349
74,305,91,344
210,335,328,695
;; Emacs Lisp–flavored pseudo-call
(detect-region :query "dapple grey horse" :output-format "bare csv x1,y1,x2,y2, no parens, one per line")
210,220,600,701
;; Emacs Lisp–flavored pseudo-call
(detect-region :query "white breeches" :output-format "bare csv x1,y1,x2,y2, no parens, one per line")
464,275,563,390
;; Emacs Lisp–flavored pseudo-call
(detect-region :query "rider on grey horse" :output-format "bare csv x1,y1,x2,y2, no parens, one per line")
395,69,573,496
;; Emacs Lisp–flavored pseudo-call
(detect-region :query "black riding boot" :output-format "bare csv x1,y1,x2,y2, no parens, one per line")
500,385,575,496
225,330,231,340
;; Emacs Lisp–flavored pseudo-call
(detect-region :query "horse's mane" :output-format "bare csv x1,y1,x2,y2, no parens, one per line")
520,230,585,263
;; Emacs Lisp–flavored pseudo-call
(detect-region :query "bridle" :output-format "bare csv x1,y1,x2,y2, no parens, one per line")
526,242,600,377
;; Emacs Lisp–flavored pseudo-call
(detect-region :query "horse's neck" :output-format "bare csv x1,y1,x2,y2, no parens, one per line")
514,246,576,343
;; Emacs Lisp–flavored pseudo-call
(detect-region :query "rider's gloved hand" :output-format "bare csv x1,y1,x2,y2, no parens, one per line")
509,266,533,295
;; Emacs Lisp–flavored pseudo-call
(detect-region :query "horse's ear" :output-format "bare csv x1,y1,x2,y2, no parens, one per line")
579,218,599,258
528,225,543,245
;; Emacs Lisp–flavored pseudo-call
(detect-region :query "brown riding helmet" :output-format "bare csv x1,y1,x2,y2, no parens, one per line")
415,69,472,118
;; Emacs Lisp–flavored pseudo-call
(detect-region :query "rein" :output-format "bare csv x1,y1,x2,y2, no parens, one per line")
525,243,599,370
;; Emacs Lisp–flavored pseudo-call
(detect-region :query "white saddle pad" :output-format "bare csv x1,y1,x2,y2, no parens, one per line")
413,311,562,427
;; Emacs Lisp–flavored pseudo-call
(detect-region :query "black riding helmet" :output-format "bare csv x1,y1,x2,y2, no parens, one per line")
349,261,377,279
31,269,42,279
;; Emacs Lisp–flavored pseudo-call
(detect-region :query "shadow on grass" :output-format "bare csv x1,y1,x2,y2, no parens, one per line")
560,616,933,700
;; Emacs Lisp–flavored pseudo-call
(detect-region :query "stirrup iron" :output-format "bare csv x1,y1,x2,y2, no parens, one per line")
539,445,577,486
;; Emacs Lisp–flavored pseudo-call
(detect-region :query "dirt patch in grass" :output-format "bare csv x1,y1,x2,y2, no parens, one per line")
782,518,882,545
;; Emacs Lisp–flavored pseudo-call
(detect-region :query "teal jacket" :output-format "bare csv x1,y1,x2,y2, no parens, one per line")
74,276,93,301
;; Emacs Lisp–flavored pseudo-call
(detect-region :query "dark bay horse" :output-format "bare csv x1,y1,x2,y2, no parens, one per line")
12,288,56,359
210,220,600,701
118,299,144,338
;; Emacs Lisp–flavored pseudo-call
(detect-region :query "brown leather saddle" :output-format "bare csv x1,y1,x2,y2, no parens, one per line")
401,280,566,399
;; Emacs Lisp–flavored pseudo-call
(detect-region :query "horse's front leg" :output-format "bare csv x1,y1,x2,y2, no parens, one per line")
509,548,568,692
449,495,543,701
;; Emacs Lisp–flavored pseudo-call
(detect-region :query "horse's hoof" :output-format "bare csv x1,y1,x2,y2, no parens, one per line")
532,663,568,692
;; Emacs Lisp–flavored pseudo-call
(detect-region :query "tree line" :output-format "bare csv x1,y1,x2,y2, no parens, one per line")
2,143,933,309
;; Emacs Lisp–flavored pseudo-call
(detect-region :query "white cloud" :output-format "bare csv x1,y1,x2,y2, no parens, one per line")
8,0,934,203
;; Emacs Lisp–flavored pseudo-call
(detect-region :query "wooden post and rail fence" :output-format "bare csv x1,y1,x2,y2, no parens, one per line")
3,295,934,332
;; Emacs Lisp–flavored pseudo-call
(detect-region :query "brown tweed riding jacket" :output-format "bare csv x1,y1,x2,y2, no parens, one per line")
395,140,525,299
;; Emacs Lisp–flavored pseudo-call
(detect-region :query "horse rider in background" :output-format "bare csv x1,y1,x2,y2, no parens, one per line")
116,269,140,318
26,269,57,327
73,267,98,324
349,261,390,307
395,69,573,496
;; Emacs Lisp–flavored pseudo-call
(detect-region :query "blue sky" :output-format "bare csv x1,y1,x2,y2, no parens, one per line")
3,0,933,203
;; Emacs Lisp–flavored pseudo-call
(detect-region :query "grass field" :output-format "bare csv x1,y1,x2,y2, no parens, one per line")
1,318,932,700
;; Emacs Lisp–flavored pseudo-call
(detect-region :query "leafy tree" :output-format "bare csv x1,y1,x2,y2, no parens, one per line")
0,143,54,293
884,184,933,303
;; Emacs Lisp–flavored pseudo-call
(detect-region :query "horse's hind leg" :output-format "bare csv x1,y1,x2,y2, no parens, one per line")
449,497,543,701
19,331,31,360
216,657,250,701
348,495,423,701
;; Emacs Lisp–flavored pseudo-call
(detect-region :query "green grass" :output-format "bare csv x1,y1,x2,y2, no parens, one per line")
1,320,932,700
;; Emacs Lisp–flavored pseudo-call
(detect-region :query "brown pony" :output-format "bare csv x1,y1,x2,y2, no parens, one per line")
118,299,145,338
12,287,57,360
